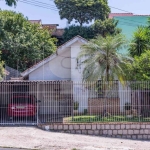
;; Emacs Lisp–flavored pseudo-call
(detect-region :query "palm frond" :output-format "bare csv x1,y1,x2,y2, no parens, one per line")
78,34,133,84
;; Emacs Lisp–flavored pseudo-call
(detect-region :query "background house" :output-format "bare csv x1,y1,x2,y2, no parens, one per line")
109,13,150,54
4,66,21,80
29,20,64,45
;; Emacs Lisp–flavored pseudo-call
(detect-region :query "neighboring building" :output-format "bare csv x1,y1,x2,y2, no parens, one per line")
29,19,42,24
109,13,150,54
29,20,64,44
4,66,21,80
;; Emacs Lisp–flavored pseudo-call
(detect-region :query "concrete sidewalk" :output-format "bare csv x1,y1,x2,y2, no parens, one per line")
0,127,149,150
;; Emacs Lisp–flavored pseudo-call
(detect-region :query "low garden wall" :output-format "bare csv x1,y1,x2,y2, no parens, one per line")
88,98,120,114
38,122,150,140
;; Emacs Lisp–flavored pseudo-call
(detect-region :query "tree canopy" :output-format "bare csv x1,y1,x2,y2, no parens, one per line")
92,18,121,37
4,0,17,6
61,25,95,44
60,19,121,45
54,0,110,26
129,26,149,57
125,50,150,81
0,10,56,72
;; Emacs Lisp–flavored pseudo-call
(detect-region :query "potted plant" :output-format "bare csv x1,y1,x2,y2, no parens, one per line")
73,101,79,115
124,102,132,118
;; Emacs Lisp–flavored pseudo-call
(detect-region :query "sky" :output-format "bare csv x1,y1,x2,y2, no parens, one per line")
0,0,150,28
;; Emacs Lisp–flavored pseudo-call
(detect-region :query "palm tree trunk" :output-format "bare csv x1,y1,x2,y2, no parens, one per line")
103,49,109,116
103,81,108,116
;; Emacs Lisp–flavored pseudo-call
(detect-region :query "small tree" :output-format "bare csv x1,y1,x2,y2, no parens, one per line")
129,26,148,57
124,50,150,82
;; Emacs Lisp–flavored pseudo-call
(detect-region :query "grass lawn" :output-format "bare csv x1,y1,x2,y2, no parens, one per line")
63,115,150,123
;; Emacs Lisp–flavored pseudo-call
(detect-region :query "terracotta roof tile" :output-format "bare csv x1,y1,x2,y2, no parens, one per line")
133,14,150,16
42,24,58,30
109,13,133,18
52,29,65,37
29,20,42,24
109,13,150,19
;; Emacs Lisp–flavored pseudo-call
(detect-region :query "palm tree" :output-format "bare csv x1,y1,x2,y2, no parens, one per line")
129,26,149,57
78,34,133,115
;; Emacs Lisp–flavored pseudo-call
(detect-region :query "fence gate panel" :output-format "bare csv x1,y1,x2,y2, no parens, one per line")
0,81,38,126
37,81,73,123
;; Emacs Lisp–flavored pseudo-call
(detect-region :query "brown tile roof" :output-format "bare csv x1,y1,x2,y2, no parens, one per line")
109,13,150,19
29,20,42,24
42,24,59,30
52,29,64,37
133,14,150,16
42,24,64,37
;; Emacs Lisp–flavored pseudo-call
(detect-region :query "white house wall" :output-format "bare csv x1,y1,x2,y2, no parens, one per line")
29,50,71,80
71,42,83,81
70,42,88,113
118,82,132,112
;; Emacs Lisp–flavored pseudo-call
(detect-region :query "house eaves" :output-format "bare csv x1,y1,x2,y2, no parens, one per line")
20,35,87,77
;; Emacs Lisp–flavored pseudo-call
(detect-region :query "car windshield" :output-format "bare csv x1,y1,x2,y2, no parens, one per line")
12,97,33,104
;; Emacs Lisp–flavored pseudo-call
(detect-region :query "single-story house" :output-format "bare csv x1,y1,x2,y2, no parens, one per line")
19,36,131,114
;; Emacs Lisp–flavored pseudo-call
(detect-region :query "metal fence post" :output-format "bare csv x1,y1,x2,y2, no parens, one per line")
37,82,39,125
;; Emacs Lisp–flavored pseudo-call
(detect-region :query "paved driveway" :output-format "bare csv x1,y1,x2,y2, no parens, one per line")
0,127,149,150
0,148,27,150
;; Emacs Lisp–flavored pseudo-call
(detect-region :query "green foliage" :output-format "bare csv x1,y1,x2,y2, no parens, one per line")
0,52,4,81
74,102,79,110
124,102,131,110
83,109,88,115
54,0,110,26
65,115,150,123
125,50,150,81
61,25,95,44
0,10,56,71
61,19,121,45
129,26,149,57
4,0,17,6
92,18,121,37
78,34,132,84
127,19,150,85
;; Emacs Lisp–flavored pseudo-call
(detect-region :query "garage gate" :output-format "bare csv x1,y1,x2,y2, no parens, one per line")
0,81,73,125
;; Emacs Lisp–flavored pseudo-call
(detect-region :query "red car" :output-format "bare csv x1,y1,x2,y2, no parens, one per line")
7,95,40,120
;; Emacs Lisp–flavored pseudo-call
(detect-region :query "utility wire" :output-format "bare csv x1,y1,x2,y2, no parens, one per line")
0,0,148,26
0,0,147,26
19,0,148,26
109,6,133,14
19,0,58,11
26,0,57,8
